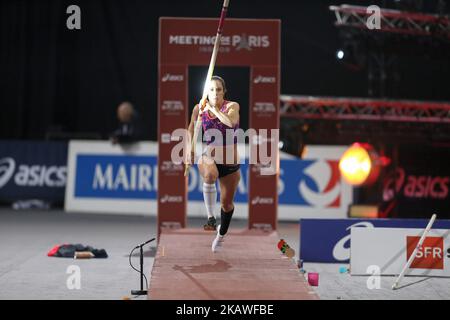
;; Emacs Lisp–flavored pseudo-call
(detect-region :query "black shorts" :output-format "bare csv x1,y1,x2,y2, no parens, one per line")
216,164,240,179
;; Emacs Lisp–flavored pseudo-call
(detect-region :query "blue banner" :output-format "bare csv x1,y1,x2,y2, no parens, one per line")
75,155,157,199
73,154,248,201
72,154,345,209
0,140,67,202
300,218,450,263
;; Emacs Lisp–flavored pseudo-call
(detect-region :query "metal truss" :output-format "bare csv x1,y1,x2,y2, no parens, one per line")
280,95,450,124
329,4,450,38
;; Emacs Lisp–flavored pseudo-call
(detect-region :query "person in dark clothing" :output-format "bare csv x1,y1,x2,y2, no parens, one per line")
110,101,141,144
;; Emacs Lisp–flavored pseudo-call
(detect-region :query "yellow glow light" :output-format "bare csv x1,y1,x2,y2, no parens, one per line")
339,143,374,186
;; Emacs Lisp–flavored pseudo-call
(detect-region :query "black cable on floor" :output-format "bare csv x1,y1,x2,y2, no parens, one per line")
128,246,148,290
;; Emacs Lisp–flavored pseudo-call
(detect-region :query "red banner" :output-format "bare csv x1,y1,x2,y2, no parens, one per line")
158,18,280,233
158,64,188,232
159,18,279,66
249,66,280,229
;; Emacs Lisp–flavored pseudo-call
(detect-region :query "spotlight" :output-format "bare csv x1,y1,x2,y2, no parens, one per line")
336,50,345,60
339,143,390,186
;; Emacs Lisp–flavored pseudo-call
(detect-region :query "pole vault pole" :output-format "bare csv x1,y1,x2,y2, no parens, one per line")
184,0,230,177
392,213,437,290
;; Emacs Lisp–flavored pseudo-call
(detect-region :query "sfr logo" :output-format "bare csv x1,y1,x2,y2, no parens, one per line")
406,236,444,270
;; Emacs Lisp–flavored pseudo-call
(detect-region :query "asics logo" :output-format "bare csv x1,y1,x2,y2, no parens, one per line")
160,194,183,203
251,196,274,205
254,76,276,84
0,158,15,188
162,74,184,82
332,222,374,261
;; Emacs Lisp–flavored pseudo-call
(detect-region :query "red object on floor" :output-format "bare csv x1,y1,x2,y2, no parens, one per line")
47,244,61,257
308,272,319,287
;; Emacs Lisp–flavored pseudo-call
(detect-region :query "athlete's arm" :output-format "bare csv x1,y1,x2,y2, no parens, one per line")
204,101,239,128
187,105,201,163
188,105,200,141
